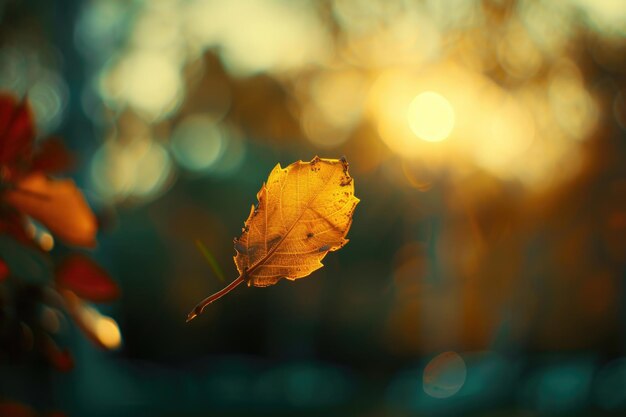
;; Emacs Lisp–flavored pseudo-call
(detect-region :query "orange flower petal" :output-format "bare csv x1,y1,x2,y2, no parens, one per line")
4,173,97,247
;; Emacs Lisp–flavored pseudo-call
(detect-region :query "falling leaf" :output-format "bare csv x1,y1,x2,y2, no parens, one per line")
3,173,97,247
187,156,359,322
235,156,359,286
56,255,119,302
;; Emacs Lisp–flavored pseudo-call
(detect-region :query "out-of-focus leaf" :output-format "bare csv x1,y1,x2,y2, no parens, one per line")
0,258,8,281
0,236,53,284
4,173,97,247
31,138,74,174
234,156,359,286
187,156,359,321
42,335,74,372
0,208,30,243
0,402,37,417
0,95,34,166
56,255,119,302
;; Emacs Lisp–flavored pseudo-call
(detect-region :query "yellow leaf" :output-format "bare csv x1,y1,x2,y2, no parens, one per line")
187,156,359,321
235,156,359,286
4,173,97,247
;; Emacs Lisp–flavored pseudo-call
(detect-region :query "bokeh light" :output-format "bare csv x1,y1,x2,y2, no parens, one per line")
548,60,598,141
171,114,224,172
423,351,467,399
38,233,54,252
302,70,368,149
99,50,184,120
90,138,173,203
185,0,330,76
74,0,128,60
27,70,68,136
407,92,455,142
575,0,626,36
70,293,123,350
130,141,173,199
90,140,136,202
0,44,68,137
94,316,122,350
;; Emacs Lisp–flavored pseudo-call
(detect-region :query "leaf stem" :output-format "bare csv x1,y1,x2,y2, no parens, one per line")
186,274,244,322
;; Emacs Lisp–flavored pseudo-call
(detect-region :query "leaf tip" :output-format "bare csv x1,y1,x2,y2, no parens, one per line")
186,311,197,323
339,155,349,172
186,306,200,323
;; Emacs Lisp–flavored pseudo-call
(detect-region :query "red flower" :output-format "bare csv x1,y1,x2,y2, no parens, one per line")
0,94,97,247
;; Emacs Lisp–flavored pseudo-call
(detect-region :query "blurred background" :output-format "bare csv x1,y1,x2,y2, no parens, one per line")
1,0,626,415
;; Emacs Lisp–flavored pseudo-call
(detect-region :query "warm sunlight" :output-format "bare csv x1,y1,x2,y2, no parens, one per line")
4,0,626,415
407,91,455,142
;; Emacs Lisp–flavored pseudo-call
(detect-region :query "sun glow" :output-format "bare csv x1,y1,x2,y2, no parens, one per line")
407,92,455,142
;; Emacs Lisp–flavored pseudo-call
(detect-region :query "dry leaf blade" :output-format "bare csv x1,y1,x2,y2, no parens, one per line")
187,156,359,321
235,156,359,287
